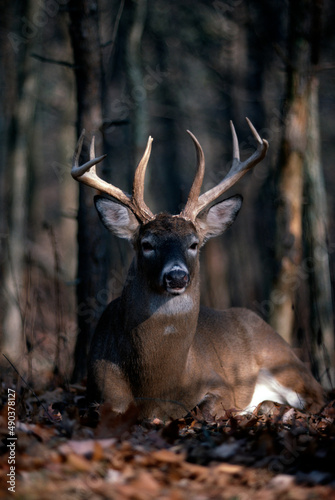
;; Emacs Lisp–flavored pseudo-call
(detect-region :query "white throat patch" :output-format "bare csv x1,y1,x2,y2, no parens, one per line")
150,293,194,317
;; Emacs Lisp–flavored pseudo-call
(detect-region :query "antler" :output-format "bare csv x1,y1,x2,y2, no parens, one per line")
71,130,155,222
72,120,268,224
181,130,206,220
181,118,269,221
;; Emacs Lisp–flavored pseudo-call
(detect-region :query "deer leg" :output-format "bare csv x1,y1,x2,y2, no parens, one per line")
88,360,135,414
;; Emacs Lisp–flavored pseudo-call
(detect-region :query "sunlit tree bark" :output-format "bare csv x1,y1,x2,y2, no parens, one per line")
302,0,334,387
270,0,334,385
304,75,334,387
269,87,306,343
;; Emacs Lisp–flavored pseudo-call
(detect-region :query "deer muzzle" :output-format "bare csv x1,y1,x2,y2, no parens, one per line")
163,265,190,295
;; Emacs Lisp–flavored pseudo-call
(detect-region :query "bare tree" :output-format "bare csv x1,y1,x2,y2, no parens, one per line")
1,1,40,362
68,0,109,381
125,0,148,154
270,0,334,386
303,1,334,387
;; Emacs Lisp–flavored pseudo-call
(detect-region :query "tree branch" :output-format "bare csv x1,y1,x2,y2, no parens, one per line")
31,53,75,68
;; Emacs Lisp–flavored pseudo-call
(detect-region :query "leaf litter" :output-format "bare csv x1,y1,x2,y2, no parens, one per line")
1,383,335,499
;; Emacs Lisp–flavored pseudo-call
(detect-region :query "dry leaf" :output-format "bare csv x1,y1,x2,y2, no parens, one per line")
215,463,244,475
130,471,161,495
66,452,92,472
152,449,185,464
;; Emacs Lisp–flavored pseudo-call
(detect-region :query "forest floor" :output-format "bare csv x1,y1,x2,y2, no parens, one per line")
1,380,335,500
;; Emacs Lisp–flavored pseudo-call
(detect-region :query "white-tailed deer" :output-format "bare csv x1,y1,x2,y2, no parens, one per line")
72,119,324,419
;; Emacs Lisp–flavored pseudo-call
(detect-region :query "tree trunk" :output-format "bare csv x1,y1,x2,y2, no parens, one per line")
269,0,311,343
68,0,109,382
269,0,334,386
125,0,148,155
303,80,334,388
269,87,306,342
1,1,39,363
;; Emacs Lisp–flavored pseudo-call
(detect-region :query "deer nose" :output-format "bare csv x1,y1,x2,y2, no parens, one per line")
164,267,190,293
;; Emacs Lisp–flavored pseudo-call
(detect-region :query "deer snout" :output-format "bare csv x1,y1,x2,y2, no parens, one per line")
163,266,190,294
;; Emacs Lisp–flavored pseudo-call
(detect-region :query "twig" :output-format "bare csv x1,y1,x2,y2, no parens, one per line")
43,222,63,377
22,253,33,383
31,53,75,68
312,62,335,73
101,119,129,131
101,0,125,50
2,353,56,423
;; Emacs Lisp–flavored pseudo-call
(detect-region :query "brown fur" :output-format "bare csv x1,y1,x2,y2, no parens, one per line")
87,211,325,419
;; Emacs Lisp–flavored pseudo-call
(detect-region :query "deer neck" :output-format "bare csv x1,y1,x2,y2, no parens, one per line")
120,259,200,384
122,259,200,334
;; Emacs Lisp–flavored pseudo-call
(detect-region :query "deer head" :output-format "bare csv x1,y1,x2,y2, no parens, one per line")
72,119,268,297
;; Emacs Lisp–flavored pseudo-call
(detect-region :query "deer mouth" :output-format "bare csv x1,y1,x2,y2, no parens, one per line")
166,284,188,295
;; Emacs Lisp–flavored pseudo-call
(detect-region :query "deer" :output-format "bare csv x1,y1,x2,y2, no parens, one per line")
71,118,325,420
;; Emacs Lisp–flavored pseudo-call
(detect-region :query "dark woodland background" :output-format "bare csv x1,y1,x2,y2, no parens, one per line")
0,0,334,391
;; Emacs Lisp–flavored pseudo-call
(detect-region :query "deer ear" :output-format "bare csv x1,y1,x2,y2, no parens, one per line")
196,195,243,244
94,195,140,240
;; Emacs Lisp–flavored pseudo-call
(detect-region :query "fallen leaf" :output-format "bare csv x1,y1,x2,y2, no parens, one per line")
182,462,210,481
214,463,244,475
130,470,161,495
152,449,185,464
58,438,116,458
105,468,123,484
16,422,57,442
66,452,92,472
267,473,295,491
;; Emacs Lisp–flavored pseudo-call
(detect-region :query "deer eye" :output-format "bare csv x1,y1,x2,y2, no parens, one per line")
142,240,154,253
189,241,198,251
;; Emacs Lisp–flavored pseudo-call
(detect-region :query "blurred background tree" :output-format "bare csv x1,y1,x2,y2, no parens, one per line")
0,0,334,389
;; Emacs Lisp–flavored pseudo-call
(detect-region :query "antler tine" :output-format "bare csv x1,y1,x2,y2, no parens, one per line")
246,116,263,144
72,130,135,209
230,120,240,161
72,130,107,179
181,131,205,220
187,118,268,219
72,131,155,222
132,136,155,221
89,135,96,174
